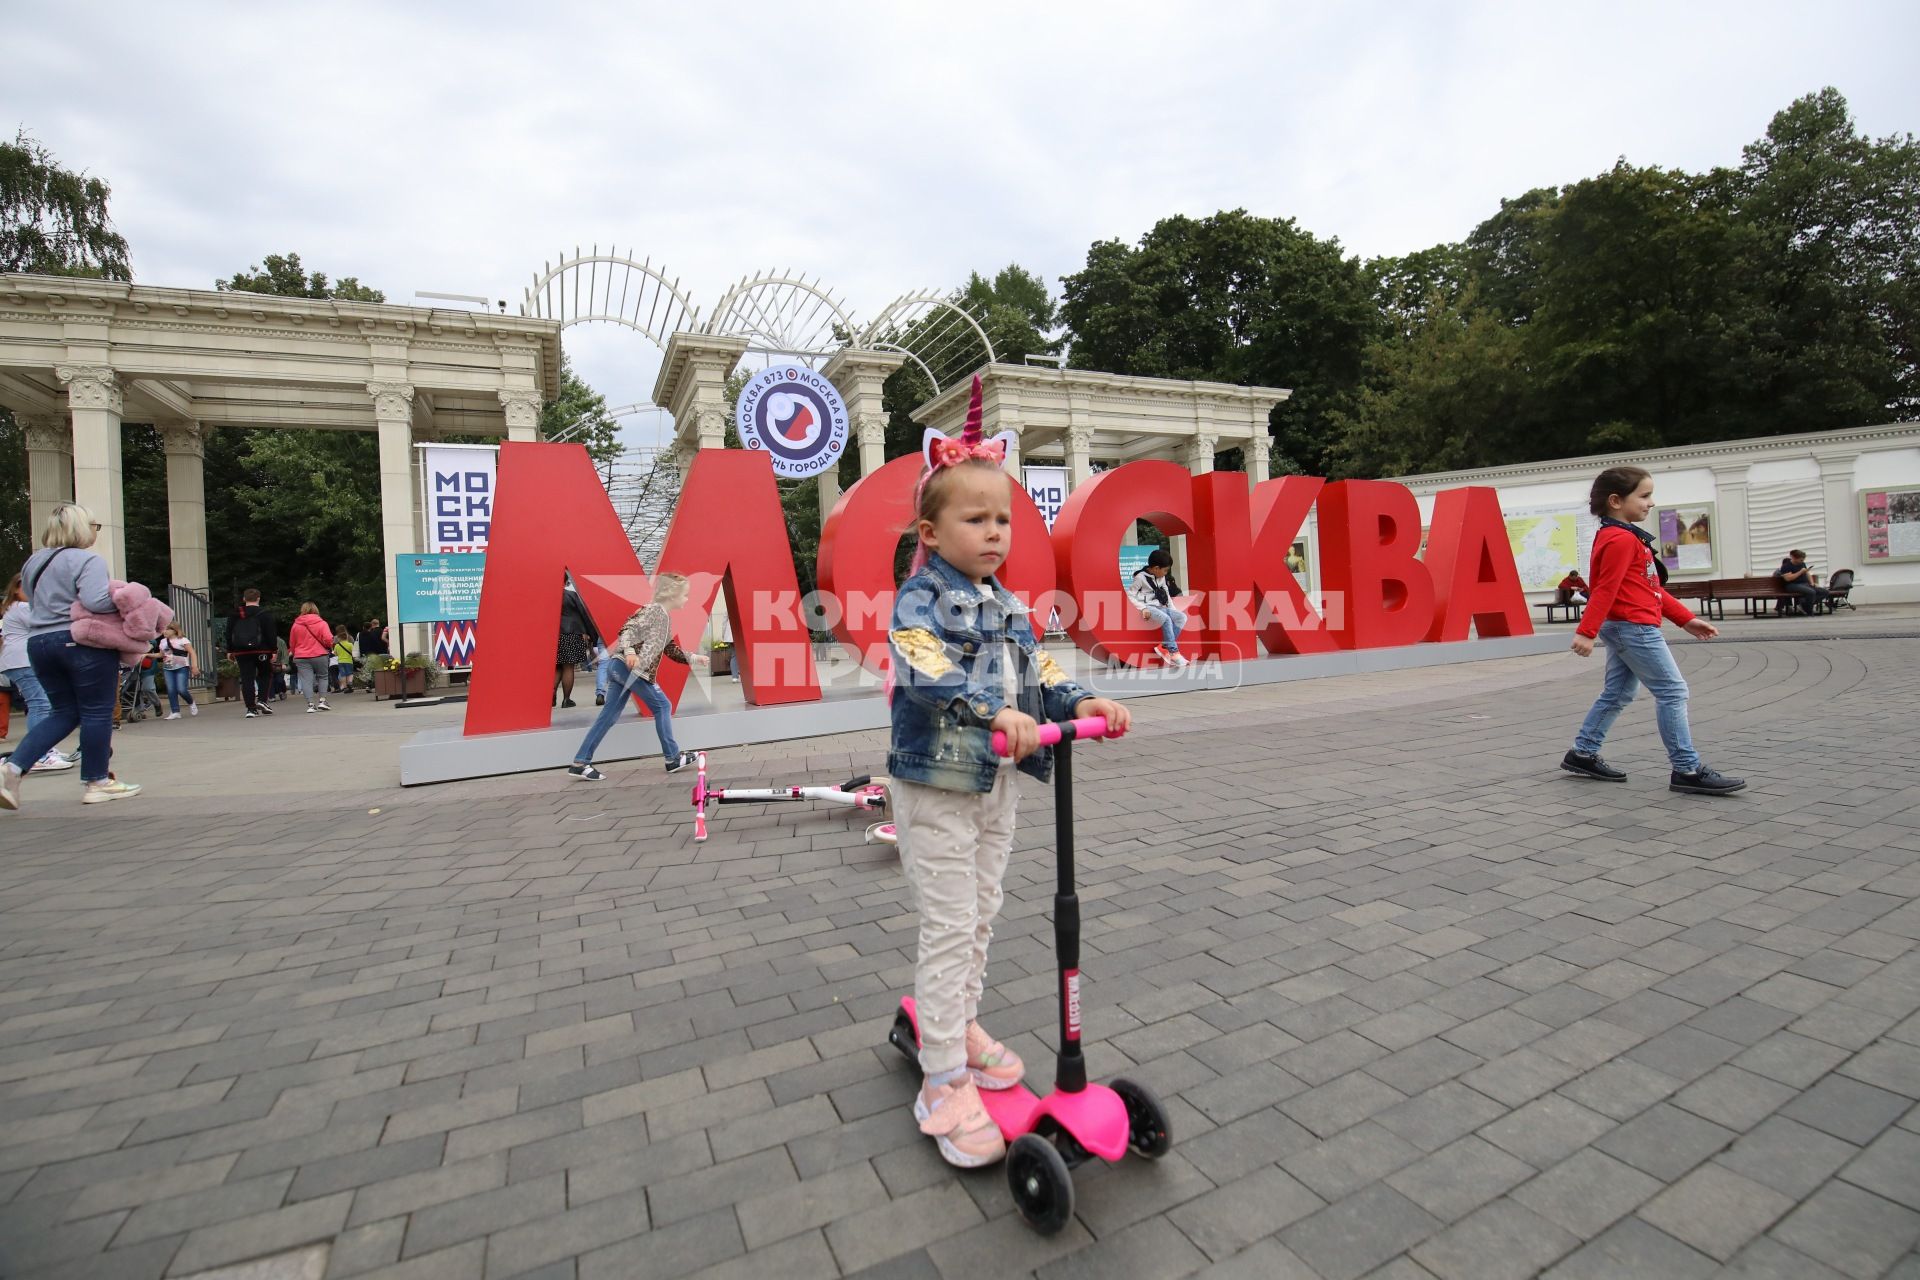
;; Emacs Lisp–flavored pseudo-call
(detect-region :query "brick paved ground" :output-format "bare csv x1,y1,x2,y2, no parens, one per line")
2,629,1918,1279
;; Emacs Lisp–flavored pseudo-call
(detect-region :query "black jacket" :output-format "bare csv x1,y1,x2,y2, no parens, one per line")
227,604,277,655
559,590,602,646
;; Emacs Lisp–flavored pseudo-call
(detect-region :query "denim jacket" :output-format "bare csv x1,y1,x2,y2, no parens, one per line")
887,553,1092,793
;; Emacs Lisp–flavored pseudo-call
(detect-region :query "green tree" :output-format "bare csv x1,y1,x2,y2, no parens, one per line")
1736,88,1919,423
959,265,1064,366
0,129,131,280
1,131,134,575
1327,285,1539,477
1058,210,1379,474
541,354,622,464
219,252,384,302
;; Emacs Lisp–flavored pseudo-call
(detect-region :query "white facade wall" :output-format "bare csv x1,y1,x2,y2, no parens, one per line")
1377,423,1920,604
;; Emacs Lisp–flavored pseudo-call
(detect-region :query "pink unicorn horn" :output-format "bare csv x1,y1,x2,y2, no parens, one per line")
961,375,984,446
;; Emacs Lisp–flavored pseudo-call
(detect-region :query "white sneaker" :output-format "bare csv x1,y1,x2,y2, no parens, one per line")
36,752,76,772
306,706,316,714
188,702,198,717
0,764,19,812
82,779,142,805
245,711,258,719
316,701,330,712
165,713,181,720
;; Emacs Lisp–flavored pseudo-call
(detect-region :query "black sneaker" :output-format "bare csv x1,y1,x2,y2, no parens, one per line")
596,694,606,706
665,751,697,774
561,699,577,709
1670,767,1747,796
257,704,274,715
568,764,606,782
1561,750,1627,782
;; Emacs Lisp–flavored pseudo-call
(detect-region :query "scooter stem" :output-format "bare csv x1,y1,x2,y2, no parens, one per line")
1053,736,1086,1094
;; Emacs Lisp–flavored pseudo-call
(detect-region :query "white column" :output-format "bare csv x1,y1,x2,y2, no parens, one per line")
498,388,543,443
56,365,126,577
1817,452,1861,575
370,382,417,653
158,422,209,594
1064,426,1094,490
1247,433,1271,491
1185,431,1217,476
20,413,74,544
816,468,841,520
857,419,887,476
1710,463,1753,574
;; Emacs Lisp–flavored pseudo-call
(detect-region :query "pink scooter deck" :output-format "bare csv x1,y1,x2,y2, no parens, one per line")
900,997,1130,1163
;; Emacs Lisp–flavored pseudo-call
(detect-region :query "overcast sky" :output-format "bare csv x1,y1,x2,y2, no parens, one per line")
9,1,1916,449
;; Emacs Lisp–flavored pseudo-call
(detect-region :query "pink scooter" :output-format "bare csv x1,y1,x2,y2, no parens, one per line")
887,715,1172,1234
689,753,890,843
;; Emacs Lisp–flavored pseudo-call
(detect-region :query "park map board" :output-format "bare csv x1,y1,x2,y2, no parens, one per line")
1503,504,1599,592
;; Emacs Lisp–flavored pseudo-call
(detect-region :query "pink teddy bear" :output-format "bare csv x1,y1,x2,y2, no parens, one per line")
70,581,175,664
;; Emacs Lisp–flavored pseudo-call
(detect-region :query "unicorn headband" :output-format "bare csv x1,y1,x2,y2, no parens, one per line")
921,376,1016,472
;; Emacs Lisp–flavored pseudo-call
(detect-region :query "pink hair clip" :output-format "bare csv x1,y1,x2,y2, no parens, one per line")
921,376,1016,472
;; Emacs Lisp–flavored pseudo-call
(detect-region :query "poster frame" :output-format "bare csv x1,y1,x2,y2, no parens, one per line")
1860,483,1920,565
1652,501,1718,577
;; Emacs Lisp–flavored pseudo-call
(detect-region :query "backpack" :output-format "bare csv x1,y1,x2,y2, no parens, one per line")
229,608,266,650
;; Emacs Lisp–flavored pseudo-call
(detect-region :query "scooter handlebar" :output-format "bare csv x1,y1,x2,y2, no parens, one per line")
991,715,1121,758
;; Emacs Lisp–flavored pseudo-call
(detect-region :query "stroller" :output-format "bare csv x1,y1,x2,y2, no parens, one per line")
119,654,163,723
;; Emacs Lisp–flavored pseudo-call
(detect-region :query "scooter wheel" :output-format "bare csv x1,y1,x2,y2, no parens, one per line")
1111,1076,1173,1158
1006,1134,1074,1235
886,1010,919,1063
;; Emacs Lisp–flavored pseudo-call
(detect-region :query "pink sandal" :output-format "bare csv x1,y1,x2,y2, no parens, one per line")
966,1021,1025,1091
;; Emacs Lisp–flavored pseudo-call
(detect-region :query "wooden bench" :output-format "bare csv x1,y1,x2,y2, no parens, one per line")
1663,580,1723,621
1538,601,1584,624
1713,575,1802,616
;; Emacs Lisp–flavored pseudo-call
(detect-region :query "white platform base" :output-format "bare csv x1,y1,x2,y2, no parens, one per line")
399,631,1565,786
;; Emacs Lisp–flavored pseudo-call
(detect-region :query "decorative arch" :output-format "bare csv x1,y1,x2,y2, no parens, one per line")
702,271,858,361
521,247,700,350
860,290,997,394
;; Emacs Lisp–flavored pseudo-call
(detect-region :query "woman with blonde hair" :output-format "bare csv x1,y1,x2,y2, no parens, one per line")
288,602,335,713
566,574,702,781
158,622,200,719
0,504,142,810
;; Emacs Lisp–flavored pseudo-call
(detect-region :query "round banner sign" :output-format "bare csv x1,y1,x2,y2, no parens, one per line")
733,364,850,478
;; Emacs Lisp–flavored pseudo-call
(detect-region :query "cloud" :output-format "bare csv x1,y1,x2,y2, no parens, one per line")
9,0,1915,445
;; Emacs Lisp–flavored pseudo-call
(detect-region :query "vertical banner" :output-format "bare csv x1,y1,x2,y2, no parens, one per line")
1024,466,1070,634
419,444,499,667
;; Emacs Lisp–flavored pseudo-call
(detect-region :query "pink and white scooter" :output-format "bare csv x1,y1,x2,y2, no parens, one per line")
886,715,1172,1234
689,752,890,843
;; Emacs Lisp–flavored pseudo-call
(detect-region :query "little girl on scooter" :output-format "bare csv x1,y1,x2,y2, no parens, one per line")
887,378,1131,1168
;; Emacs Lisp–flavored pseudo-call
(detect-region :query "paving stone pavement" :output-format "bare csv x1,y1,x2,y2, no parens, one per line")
2,632,1918,1279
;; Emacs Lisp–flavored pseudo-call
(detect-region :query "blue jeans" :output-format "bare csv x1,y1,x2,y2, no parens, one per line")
164,666,195,714
573,658,681,766
1573,621,1702,773
1142,604,1186,652
595,651,613,697
9,632,119,783
4,666,51,749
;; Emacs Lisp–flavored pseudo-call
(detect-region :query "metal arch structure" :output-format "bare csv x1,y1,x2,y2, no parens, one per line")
521,247,701,350
701,271,859,363
859,290,997,395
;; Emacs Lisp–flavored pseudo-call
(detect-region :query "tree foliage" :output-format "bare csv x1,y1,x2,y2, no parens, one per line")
0,129,131,281
219,252,384,302
541,354,622,464
1058,209,1379,475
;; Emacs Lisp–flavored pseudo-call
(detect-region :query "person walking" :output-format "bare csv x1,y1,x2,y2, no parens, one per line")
567,574,700,781
158,623,199,719
1562,466,1745,796
330,627,355,694
1,572,77,776
556,580,600,709
357,617,390,661
0,504,142,810
289,603,334,713
227,589,278,718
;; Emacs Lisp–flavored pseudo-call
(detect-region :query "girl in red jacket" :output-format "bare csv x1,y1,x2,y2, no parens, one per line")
1563,467,1745,795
